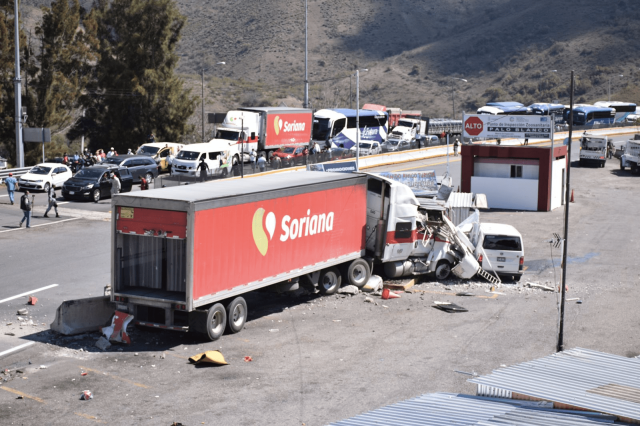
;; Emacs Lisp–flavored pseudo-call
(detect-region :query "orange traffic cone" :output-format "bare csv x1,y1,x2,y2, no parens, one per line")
570,189,574,203
382,288,401,300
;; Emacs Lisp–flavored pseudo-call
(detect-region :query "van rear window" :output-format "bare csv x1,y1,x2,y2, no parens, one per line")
483,235,522,251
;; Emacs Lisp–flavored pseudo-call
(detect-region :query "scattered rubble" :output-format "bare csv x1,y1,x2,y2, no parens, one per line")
80,390,93,400
337,285,359,295
17,309,28,315
362,275,383,292
526,282,555,292
95,336,111,351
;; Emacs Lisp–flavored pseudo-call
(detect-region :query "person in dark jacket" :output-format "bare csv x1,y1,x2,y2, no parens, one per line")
43,185,59,218
19,190,32,228
197,158,208,182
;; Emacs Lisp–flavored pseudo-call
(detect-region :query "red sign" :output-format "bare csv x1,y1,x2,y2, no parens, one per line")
264,112,313,147
464,116,483,136
192,185,366,300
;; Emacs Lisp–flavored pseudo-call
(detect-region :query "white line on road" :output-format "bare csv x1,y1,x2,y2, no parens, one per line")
57,201,69,205
0,194,8,197
0,342,35,358
0,284,59,304
0,217,79,233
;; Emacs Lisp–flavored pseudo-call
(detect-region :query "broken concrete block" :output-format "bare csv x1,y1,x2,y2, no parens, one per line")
362,275,383,292
364,297,374,303
337,285,359,295
17,309,28,315
95,337,111,351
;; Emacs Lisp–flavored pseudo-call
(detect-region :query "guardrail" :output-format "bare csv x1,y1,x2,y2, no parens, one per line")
0,167,31,184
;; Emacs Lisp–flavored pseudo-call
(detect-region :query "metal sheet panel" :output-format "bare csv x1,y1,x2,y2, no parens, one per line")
330,392,626,425
470,348,640,421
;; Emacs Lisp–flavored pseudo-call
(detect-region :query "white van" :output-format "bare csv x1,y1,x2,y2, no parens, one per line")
171,143,231,178
474,223,524,281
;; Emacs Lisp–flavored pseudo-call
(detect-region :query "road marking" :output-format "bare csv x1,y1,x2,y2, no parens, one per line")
0,284,59,304
79,366,151,389
393,157,462,172
0,194,8,197
0,217,79,233
57,201,69,205
0,386,45,403
0,341,35,358
74,412,107,423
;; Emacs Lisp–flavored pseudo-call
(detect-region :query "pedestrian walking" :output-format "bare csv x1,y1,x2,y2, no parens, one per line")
4,172,17,205
19,190,32,228
197,157,208,182
523,138,529,146
257,154,267,172
250,149,257,173
110,173,121,198
607,140,615,159
453,138,460,156
43,185,59,218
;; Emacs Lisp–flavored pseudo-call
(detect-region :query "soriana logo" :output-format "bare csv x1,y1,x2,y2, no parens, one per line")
252,207,334,256
273,115,306,136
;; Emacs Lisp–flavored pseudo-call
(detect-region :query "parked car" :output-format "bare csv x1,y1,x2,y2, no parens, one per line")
61,165,133,202
271,146,308,166
381,139,417,152
17,163,72,192
103,155,159,183
473,223,524,282
136,142,184,173
349,142,382,156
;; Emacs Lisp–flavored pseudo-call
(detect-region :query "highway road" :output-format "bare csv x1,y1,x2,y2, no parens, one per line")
0,134,638,424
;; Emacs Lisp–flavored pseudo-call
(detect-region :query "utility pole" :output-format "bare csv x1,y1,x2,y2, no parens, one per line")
557,70,575,353
356,70,359,171
14,0,24,167
201,69,205,142
303,0,309,109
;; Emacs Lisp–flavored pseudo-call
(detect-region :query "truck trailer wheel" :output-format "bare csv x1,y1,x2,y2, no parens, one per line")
205,303,227,341
434,260,452,281
346,259,371,288
318,267,342,295
225,297,247,334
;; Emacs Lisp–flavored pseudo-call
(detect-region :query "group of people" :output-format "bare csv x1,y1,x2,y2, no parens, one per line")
4,173,59,229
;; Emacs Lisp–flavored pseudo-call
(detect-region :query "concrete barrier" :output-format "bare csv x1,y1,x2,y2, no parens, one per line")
50,296,116,335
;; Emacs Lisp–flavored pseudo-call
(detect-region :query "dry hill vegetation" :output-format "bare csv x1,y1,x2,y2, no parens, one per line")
17,0,640,140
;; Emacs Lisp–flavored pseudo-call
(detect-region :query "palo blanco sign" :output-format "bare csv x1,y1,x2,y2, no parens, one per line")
463,114,553,140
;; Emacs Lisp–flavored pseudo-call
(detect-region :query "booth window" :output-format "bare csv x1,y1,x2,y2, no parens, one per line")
510,165,523,178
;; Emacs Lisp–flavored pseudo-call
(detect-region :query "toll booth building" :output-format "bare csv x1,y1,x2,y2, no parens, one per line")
460,145,567,211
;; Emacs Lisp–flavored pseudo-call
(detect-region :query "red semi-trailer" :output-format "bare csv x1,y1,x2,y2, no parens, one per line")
111,171,483,340
111,173,371,340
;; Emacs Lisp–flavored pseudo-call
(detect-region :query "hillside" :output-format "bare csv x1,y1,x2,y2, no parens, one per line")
17,0,640,140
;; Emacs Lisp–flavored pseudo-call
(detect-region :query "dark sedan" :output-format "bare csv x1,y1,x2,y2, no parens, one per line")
62,165,133,202
102,155,159,183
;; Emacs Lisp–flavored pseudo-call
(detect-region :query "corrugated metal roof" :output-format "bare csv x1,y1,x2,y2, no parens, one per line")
445,192,474,208
469,347,640,421
330,392,626,425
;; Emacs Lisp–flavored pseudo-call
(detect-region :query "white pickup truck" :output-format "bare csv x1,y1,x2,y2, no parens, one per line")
620,138,640,173
579,133,607,168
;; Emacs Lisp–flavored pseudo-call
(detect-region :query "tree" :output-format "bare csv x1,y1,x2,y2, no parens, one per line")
33,0,97,133
75,0,196,152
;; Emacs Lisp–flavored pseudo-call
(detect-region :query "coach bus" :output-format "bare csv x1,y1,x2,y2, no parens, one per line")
312,108,388,149
528,103,565,123
594,101,637,123
563,105,615,127
477,102,531,115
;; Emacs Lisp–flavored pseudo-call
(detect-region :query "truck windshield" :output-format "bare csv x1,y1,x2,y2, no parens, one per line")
137,146,160,155
216,130,240,141
176,151,200,160
397,120,414,128
483,235,522,251
312,118,331,140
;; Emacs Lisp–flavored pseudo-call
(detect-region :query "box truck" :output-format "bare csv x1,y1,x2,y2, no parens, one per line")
579,133,607,168
111,172,491,340
206,107,313,166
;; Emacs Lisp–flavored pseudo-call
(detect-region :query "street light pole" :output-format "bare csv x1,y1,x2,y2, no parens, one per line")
13,0,24,167
303,0,309,109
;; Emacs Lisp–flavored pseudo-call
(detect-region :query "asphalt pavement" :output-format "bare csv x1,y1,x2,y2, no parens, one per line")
0,135,638,425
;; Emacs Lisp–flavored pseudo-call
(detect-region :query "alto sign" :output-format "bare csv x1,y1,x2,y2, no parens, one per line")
462,114,553,140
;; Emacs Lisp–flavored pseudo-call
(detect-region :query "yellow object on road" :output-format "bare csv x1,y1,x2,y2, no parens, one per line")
189,350,229,365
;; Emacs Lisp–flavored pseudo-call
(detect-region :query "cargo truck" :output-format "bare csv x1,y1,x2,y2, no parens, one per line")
620,137,640,173
579,133,607,168
207,107,313,165
110,172,493,341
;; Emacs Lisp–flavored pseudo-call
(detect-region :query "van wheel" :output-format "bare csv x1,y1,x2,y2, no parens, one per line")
205,303,227,341
318,266,342,295
346,259,371,288
225,297,247,334
435,260,452,280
